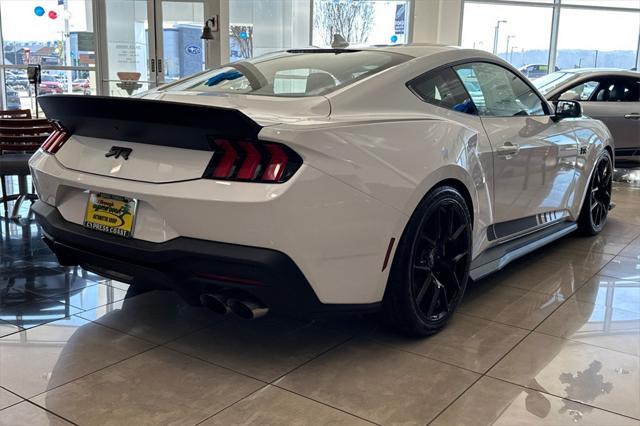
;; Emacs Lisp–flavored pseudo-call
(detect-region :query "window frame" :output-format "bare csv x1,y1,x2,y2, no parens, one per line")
406,66,478,115
407,58,552,117
456,60,551,117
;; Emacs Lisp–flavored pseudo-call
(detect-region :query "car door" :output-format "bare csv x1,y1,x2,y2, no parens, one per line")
568,77,640,160
454,62,579,235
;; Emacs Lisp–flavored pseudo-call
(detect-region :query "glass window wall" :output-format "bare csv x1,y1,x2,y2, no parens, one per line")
462,0,640,80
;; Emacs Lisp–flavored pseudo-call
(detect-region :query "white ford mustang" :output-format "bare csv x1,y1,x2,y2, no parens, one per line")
30,45,613,335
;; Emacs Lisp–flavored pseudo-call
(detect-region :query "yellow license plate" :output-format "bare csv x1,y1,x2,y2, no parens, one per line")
84,192,138,238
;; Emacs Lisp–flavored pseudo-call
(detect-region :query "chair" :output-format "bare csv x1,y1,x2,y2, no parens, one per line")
0,119,54,219
0,109,32,119
0,118,51,127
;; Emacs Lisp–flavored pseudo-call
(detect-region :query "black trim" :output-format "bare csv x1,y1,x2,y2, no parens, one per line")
471,221,577,281
487,215,540,241
37,95,262,151
32,201,380,317
615,147,640,157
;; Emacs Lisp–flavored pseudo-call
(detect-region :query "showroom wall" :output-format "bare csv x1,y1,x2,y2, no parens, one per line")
412,0,463,45
0,0,639,110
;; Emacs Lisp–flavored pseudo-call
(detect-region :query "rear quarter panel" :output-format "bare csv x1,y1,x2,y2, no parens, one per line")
260,108,495,260
568,117,614,218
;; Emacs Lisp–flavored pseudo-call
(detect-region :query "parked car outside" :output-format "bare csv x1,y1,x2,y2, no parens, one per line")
72,78,91,95
519,64,559,79
38,75,64,95
5,85,22,109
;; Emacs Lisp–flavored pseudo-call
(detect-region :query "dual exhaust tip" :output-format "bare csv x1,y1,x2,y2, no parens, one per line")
200,293,268,320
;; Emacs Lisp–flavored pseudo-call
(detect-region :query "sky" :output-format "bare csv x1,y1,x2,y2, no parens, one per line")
1,0,90,42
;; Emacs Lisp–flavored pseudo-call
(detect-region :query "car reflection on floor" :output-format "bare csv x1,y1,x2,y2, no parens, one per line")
0,179,639,425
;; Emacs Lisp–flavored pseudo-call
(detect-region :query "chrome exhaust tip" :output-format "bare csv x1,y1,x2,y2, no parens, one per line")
227,298,269,320
200,293,230,315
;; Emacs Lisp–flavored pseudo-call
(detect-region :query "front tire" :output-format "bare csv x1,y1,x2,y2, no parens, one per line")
383,186,472,336
578,150,613,235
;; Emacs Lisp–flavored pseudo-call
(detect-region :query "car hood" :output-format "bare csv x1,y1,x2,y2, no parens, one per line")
139,90,331,127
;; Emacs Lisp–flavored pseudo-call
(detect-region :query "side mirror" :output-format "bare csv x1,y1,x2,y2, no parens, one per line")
554,100,582,120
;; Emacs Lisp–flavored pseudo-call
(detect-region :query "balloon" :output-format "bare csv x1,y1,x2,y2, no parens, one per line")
34,6,45,16
48,10,58,19
390,35,398,43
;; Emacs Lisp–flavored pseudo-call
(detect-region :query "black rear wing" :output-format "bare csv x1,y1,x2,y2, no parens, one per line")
38,95,262,151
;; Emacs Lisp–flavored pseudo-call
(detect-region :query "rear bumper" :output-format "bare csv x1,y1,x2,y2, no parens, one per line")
32,201,380,317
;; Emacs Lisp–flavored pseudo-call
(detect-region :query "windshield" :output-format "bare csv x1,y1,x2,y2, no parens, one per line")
533,72,577,95
163,50,409,97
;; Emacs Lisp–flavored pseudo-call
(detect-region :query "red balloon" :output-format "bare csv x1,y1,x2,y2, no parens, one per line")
48,10,58,19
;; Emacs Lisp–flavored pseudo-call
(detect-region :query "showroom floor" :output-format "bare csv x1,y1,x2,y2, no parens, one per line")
0,182,639,426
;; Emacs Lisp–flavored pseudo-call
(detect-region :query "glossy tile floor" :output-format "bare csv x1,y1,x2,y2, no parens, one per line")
1,183,640,425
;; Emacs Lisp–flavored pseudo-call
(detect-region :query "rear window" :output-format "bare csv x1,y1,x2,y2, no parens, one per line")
162,50,409,97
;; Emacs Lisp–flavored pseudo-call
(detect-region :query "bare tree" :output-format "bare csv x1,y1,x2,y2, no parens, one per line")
314,1,375,47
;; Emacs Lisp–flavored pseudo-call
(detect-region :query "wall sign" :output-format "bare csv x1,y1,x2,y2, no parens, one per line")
185,44,201,55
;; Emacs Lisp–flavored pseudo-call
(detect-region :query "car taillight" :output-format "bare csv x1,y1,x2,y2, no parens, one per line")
204,138,302,183
41,123,70,154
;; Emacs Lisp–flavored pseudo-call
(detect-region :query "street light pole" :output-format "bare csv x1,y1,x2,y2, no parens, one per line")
505,35,515,61
510,45,518,63
492,20,507,55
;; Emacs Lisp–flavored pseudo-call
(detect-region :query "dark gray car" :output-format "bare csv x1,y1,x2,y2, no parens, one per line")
534,69,640,168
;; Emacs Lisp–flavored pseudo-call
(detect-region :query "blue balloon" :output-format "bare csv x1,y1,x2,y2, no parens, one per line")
390,35,398,43
34,6,45,16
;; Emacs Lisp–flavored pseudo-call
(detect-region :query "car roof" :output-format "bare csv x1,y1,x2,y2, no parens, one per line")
295,44,501,65
559,68,640,78
358,43,461,58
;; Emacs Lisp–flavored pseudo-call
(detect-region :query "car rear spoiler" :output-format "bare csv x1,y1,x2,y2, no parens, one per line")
37,95,262,151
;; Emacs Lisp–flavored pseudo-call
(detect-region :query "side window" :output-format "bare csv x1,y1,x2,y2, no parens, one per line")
592,78,640,102
408,68,477,115
559,81,599,101
454,62,546,117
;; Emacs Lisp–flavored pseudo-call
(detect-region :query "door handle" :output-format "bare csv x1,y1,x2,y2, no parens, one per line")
150,58,155,73
624,113,640,120
496,142,520,156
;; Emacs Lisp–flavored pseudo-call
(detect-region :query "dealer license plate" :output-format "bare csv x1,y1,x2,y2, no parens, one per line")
84,192,138,238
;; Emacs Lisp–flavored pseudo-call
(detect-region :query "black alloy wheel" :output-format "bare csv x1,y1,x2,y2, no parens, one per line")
579,150,613,235
384,186,472,336
410,202,470,322
590,155,612,230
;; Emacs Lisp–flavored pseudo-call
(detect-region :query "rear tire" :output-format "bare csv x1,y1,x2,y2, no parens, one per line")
578,150,612,235
383,186,472,336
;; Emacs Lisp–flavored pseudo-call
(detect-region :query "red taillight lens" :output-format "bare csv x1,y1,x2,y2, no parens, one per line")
41,124,71,154
212,139,238,178
205,138,302,183
262,144,288,182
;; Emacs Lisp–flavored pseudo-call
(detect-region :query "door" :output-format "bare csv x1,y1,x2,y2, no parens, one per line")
156,0,207,84
563,77,640,160
455,62,579,230
101,0,157,96
100,0,207,96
